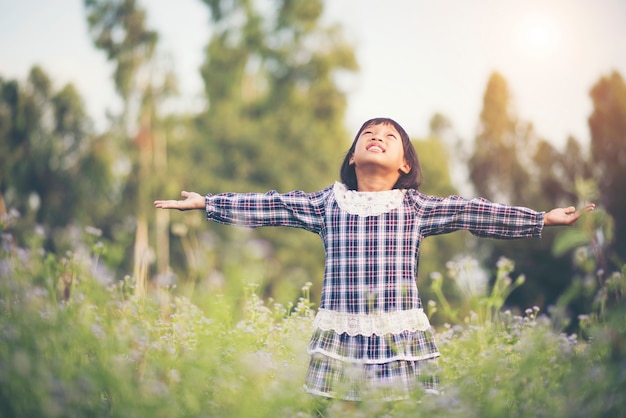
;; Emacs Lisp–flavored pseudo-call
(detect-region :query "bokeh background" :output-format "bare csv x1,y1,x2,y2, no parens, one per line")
1,1,626,416
1,0,624,321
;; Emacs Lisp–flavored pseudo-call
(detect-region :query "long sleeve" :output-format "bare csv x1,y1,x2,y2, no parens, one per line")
205,186,331,234
413,193,544,239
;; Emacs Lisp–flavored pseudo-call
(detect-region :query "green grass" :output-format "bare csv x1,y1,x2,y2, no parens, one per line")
1,228,625,417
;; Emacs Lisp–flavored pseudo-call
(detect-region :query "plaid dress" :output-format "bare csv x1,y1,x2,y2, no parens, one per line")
205,182,544,400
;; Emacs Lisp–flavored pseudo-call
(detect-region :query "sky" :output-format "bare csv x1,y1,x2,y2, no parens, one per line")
1,0,625,149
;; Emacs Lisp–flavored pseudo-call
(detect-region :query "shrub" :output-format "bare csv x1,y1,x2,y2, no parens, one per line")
0,225,623,417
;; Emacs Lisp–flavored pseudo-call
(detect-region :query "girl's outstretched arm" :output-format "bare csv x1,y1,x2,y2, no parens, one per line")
154,191,205,211
544,203,596,226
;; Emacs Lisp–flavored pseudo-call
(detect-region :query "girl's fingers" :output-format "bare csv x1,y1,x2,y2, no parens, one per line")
154,199,179,209
576,203,596,217
155,191,204,210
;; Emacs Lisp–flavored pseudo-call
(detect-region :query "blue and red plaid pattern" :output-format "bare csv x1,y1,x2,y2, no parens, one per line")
206,183,544,400
307,327,439,364
304,353,440,401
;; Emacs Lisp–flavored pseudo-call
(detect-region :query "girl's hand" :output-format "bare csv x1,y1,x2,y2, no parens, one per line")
544,203,595,226
154,191,205,211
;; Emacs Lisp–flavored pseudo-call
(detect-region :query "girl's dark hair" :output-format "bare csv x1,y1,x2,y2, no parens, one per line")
340,117,423,190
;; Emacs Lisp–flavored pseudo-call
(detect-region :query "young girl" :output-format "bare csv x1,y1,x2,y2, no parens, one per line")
154,117,594,401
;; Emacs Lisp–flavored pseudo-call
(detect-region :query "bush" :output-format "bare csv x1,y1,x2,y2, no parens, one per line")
1,224,624,417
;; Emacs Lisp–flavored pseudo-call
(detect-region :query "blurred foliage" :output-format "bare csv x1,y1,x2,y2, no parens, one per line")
2,2,626,415
0,223,624,417
466,71,613,325
415,123,470,309
469,72,532,206
589,71,626,264
1,1,624,323
85,0,179,291
84,0,158,102
0,67,116,255
0,224,316,417
159,0,358,305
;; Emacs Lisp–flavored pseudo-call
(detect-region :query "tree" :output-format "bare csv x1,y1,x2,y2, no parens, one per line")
0,67,114,250
169,0,358,303
467,71,596,315
468,72,534,206
196,0,355,190
414,116,470,311
84,0,175,292
589,71,626,263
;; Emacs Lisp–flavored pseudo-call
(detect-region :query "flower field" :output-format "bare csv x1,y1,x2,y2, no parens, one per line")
1,226,624,417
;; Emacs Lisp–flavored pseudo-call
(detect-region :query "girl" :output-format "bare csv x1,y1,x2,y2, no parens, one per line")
154,117,594,401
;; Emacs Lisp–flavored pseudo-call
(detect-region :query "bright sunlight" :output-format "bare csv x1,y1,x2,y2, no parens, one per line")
515,13,560,59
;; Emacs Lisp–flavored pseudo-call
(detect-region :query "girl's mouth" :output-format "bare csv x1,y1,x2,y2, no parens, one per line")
366,144,384,153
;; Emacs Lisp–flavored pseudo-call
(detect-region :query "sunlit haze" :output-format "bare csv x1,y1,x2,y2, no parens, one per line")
1,0,625,149
515,14,560,59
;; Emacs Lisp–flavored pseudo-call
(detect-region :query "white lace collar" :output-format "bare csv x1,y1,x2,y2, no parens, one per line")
333,182,405,217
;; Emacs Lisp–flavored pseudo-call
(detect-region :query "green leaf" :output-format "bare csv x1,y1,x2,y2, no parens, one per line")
552,228,589,257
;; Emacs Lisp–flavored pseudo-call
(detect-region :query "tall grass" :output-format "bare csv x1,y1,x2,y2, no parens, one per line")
1,220,625,417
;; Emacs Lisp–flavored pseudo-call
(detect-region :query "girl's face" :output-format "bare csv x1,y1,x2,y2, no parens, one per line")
349,122,411,176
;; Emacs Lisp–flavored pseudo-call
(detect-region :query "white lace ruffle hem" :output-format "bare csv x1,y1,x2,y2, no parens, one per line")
313,307,432,336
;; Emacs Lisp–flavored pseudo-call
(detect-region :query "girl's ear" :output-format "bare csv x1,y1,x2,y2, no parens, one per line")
399,161,411,174
349,154,355,165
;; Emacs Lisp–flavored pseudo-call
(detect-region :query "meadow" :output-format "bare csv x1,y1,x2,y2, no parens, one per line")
1,220,625,417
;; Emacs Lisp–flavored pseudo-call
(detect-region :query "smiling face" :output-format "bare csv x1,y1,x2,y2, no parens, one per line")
349,122,411,177
340,118,423,191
